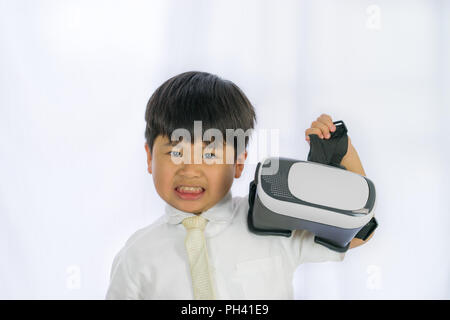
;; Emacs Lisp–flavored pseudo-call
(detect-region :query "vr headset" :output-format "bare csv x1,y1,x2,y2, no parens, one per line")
247,121,378,252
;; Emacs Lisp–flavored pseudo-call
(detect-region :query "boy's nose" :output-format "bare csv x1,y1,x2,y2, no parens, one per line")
178,163,204,180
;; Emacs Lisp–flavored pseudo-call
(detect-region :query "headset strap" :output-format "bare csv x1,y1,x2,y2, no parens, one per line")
354,217,378,241
307,120,349,168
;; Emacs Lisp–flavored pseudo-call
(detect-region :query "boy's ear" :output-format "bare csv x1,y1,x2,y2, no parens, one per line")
145,143,153,174
234,150,247,179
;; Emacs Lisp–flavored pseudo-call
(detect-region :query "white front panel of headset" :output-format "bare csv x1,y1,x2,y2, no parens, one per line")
287,162,369,211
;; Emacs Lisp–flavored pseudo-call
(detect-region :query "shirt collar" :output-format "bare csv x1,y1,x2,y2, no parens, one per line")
165,190,234,226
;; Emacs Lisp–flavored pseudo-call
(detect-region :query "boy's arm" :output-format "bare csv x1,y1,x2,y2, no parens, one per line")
340,136,365,176
340,137,375,249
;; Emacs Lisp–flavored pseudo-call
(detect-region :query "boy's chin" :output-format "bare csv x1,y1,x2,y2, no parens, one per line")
170,193,209,213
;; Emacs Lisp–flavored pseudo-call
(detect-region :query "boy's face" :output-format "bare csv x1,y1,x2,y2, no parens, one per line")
145,135,247,214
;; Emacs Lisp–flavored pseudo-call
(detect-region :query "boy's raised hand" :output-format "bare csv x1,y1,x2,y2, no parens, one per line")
305,113,365,176
305,113,352,147
305,113,337,143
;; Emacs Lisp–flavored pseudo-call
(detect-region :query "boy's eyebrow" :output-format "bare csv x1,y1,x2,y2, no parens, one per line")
163,140,182,147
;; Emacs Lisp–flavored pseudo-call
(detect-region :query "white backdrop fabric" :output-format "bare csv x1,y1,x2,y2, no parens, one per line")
1,0,449,299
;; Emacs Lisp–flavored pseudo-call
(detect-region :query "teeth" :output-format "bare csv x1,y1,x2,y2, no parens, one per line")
177,186,204,193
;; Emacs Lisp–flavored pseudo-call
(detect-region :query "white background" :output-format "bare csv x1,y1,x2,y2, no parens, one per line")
1,0,449,299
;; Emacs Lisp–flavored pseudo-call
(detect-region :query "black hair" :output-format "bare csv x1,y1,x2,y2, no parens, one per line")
144,71,257,162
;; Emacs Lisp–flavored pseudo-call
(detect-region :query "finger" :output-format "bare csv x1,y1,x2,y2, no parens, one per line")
305,127,324,140
318,114,336,132
311,120,331,139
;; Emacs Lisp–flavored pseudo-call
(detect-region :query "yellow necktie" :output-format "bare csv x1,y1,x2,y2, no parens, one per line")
182,215,216,300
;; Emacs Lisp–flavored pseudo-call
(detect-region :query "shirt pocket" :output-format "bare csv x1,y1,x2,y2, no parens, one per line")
235,255,290,299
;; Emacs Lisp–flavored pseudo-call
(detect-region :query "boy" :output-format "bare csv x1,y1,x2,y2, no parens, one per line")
105,71,373,299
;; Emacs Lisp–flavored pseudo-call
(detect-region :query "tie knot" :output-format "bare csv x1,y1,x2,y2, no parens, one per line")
182,215,208,231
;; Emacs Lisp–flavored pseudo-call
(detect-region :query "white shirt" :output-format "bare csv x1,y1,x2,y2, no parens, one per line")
105,190,345,300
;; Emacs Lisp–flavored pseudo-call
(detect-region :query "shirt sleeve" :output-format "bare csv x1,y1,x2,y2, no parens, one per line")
105,247,142,300
290,229,346,266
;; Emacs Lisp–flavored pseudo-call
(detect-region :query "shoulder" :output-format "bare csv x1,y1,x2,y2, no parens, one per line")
114,215,170,262
129,215,167,243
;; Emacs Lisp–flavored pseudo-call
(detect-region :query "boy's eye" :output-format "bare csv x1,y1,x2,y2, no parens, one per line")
168,151,182,157
204,152,216,159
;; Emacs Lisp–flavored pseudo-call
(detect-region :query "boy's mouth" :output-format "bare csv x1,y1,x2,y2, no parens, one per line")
174,185,206,200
